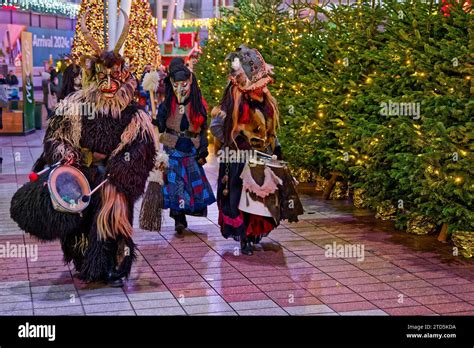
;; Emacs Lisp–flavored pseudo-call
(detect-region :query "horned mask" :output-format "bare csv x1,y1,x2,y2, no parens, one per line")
80,9,131,98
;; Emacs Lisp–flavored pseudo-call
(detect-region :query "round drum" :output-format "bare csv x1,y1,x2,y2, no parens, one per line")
48,165,91,213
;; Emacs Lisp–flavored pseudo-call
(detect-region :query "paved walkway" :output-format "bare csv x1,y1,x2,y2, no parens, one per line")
0,131,473,316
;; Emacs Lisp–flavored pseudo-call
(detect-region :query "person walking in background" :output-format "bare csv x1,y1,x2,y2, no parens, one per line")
138,63,152,111
34,63,82,172
156,65,167,106
46,70,60,118
42,67,52,117
5,70,18,86
58,64,82,101
0,75,8,130
141,64,152,81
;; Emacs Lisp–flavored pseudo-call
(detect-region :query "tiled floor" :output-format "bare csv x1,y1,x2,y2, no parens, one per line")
0,131,474,316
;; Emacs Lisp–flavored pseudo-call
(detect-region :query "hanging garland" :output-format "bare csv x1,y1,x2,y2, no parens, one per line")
1,0,80,18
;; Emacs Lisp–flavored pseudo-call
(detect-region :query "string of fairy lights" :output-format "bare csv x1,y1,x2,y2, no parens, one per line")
1,0,80,18
200,2,471,190
71,0,160,74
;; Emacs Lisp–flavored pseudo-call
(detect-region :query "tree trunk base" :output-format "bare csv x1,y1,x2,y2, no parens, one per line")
437,223,449,243
322,172,340,200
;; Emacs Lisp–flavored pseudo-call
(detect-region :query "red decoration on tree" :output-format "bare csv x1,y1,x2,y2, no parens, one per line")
441,0,471,17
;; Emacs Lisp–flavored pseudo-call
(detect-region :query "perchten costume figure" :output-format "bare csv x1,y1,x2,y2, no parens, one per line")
11,11,156,286
210,45,303,255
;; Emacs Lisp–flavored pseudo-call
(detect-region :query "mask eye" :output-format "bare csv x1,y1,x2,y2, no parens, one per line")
98,72,105,79
112,71,120,79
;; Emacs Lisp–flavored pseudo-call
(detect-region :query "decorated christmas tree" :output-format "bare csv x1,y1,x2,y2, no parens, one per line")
344,0,473,235
195,0,320,178
71,0,160,73
196,0,473,254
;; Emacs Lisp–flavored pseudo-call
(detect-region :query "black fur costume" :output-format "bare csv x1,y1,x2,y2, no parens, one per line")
11,94,156,282
10,13,156,284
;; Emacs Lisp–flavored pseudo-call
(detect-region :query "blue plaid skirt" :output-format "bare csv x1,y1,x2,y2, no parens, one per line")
163,147,216,213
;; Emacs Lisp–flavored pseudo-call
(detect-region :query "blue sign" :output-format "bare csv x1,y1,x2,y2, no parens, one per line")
27,27,75,67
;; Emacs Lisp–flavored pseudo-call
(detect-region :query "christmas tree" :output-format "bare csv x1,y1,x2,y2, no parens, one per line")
71,0,160,74
195,0,473,243
343,0,473,233
195,0,319,176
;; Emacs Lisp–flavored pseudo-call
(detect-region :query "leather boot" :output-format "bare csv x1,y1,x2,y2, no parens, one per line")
240,240,253,256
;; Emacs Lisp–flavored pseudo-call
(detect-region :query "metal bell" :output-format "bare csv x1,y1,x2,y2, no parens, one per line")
221,175,228,184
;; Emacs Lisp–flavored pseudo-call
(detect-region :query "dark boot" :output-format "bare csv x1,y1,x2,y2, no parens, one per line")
171,211,187,235
240,239,253,256
106,271,124,287
175,224,186,235
104,240,124,287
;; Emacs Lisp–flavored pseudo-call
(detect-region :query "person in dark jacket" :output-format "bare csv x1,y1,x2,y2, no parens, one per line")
6,70,18,86
153,58,215,235
58,64,82,101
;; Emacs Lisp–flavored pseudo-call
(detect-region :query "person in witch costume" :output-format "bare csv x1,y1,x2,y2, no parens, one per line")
210,45,303,255
153,58,216,235
10,11,156,286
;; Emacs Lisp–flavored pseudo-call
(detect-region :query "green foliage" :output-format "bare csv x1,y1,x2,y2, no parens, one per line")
195,0,473,232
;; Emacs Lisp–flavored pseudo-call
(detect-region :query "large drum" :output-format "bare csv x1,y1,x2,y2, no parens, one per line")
10,165,90,241
48,165,91,213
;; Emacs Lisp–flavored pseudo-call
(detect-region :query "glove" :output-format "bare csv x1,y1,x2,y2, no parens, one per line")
196,151,208,166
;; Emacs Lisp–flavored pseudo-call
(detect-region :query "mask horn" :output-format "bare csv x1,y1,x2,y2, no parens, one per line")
81,10,102,56
114,9,130,54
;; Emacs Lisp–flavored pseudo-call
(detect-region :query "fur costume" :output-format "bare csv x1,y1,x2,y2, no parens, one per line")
10,11,156,285
210,45,303,255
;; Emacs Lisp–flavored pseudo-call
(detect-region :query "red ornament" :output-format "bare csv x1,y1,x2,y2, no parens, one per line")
441,0,471,17
28,172,39,182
